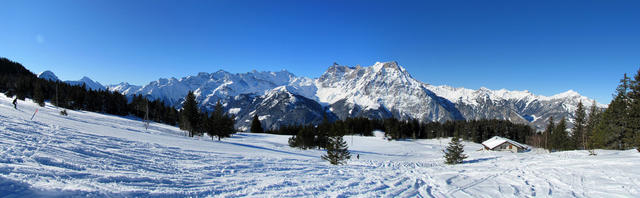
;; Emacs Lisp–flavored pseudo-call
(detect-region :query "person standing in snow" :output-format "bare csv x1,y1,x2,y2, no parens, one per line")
12,98,17,109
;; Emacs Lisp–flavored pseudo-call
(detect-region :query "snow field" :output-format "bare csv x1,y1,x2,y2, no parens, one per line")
0,94,639,197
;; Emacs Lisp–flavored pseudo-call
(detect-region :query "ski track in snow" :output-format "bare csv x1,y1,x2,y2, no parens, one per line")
0,94,639,197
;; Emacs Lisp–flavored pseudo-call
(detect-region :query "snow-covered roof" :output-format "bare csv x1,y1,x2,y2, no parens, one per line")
482,136,527,150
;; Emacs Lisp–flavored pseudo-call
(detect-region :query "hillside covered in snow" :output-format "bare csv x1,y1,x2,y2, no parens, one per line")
1,94,637,197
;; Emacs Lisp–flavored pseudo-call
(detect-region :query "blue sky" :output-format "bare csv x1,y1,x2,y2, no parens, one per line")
1,0,639,104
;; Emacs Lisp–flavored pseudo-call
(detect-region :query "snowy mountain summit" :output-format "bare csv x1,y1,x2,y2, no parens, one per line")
47,62,603,130
65,76,106,91
38,70,59,82
37,70,106,91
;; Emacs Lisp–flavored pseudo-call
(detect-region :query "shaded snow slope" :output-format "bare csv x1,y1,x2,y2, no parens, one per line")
1,94,638,197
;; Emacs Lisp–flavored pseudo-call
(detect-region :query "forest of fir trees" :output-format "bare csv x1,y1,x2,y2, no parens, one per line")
530,67,640,152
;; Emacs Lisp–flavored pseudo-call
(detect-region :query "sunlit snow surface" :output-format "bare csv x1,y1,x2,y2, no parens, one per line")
0,94,638,197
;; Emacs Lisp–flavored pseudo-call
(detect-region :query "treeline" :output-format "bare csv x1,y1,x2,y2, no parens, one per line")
532,68,640,152
0,57,236,140
263,116,534,149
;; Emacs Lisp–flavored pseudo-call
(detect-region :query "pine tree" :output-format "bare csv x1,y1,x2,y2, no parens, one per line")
585,100,600,150
543,116,555,150
573,101,587,149
592,96,626,149
206,101,234,141
250,114,264,133
322,133,351,165
626,68,640,151
444,137,467,165
33,82,45,107
592,74,631,149
219,113,235,140
180,91,200,137
551,117,569,151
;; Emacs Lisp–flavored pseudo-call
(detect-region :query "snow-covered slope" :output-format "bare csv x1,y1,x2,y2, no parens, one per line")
1,94,638,197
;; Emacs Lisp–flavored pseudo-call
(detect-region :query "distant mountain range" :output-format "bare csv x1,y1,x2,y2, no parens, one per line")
39,62,604,131
38,70,106,91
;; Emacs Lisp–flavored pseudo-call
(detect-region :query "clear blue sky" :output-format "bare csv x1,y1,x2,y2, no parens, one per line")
2,0,639,104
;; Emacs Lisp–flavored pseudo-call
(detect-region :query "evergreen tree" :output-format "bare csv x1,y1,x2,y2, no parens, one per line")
444,137,467,165
543,116,555,150
207,101,234,141
592,74,631,149
551,117,570,151
572,101,587,149
250,114,264,133
321,132,351,165
626,68,640,150
33,82,45,107
585,100,601,150
219,113,236,140
180,91,200,137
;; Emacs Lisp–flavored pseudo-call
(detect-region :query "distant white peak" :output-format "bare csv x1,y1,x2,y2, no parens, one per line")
38,70,59,82
265,86,292,95
550,90,581,99
372,61,405,73
80,76,93,82
263,86,297,102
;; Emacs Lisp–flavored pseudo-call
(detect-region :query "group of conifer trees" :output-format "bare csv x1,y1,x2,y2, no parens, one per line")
177,91,236,140
268,117,350,165
532,68,640,152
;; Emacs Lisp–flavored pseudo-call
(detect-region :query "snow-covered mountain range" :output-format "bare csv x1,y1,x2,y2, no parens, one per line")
39,62,604,131
38,70,106,91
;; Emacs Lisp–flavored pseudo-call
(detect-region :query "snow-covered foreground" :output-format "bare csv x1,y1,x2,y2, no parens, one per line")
1,94,639,197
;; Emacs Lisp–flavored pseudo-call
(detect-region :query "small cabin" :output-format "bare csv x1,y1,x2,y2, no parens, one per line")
482,136,527,153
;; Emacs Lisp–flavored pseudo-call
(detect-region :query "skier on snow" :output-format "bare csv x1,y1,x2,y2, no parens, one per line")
12,98,17,109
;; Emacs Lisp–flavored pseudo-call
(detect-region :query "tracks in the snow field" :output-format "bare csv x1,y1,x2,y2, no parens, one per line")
2,100,640,197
